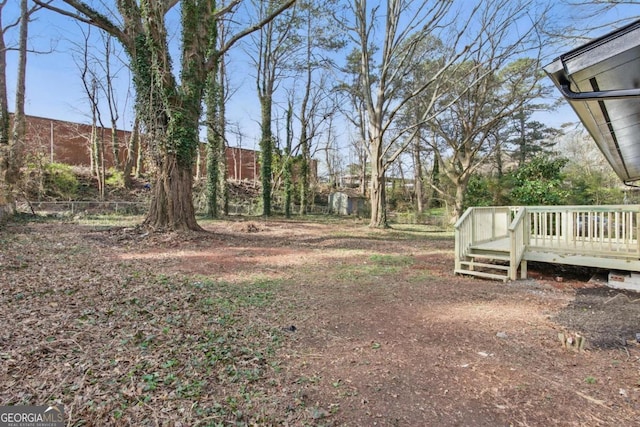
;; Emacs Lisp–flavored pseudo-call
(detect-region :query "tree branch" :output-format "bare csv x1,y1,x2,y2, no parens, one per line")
33,0,128,46
206,0,296,72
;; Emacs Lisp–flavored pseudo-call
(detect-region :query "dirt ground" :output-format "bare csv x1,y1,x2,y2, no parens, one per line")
0,217,639,426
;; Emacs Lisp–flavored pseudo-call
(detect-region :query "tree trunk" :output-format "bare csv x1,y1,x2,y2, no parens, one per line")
430,155,440,208
0,0,29,215
285,102,293,218
0,61,11,215
206,133,220,218
260,94,273,216
518,112,526,167
206,88,220,218
0,15,8,147
299,128,309,215
298,13,312,215
451,169,472,223
369,142,387,227
111,120,120,170
218,60,229,216
206,49,230,218
145,153,201,231
123,116,139,189
360,149,367,196
135,134,144,179
413,136,424,214
453,180,466,224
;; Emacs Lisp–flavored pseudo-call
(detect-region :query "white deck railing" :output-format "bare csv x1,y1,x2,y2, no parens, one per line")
454,205,640,279
526,205,640,258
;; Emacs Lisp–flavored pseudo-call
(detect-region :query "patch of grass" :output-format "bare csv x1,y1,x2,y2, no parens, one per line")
333,254,415,280
76,214,144,228
584,376,597,384
191,277,281,308
368,253,414,266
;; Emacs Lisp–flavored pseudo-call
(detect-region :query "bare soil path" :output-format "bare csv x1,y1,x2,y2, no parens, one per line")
0,218,638,426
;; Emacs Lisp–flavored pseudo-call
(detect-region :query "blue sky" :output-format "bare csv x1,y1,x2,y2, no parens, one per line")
4,1,639,151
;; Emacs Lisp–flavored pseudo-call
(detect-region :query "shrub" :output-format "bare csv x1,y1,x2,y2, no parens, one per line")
105,168,125,188
44,163,79,200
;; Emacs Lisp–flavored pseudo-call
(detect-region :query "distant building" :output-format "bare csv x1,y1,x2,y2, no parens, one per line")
329,190,368,215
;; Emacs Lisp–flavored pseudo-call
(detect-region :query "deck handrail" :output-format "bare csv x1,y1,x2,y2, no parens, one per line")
453,207,474,230
508,207,527,280
454,207,474,273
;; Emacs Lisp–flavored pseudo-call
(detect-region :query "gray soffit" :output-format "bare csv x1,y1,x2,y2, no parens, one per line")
544,19,640,185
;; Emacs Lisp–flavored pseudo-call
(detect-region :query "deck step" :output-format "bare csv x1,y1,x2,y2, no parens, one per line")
458,261,510,271
467,252,510,262
455,269,508,282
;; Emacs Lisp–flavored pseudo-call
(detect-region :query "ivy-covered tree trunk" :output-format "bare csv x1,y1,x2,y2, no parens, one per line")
206,132,220,218
218,59,229,216
284,102,293,218
205,20,229,219
205,98,228,219
299,130,309,215
430,155,440,208
134,0,211,231
0,3,11,219
206,60,221,218
259,93,273,216
146,152,200,231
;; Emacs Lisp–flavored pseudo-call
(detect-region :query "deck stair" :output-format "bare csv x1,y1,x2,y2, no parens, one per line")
454,205,640,281
455,241,512,282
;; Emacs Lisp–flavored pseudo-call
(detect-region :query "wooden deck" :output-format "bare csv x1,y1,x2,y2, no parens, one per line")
455,205,640,281
473,238,510,252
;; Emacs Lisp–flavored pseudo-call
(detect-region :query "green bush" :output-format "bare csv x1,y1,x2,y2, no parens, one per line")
105,168,125,188
44,163,79,199
507,156,569,205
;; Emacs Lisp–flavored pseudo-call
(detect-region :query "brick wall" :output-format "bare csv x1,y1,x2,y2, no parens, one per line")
22,114,131,166
21,114,316,182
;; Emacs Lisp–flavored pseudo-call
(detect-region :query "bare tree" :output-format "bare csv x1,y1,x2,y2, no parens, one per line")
565,1,640,33
338,49,370,196
343,0,553,225
205,7,231,219
101,33,122,170
425,1,551,221
74,24,106,196
0,0,49,219
249,0,299,216
293,0,344,214
342,0,480,227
